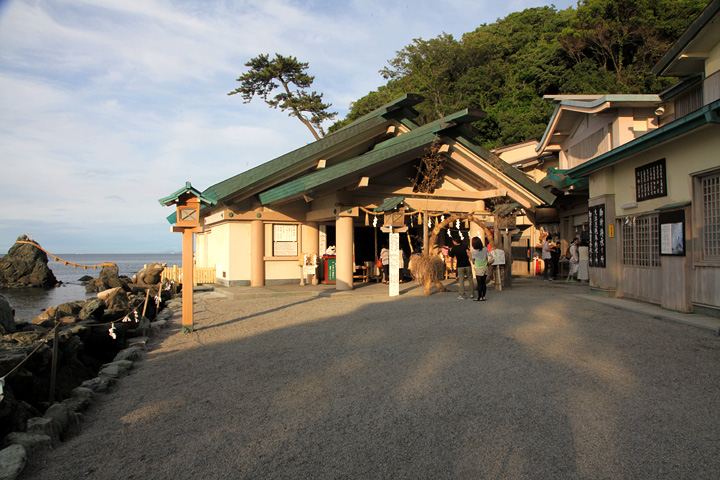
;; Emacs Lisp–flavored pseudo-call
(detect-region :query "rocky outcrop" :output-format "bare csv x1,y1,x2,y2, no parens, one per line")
84,263,131,293
0,292,178,478
0,295,16,335
0,236,58,288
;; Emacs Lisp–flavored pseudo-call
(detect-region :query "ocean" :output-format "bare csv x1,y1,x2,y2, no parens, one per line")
1,253,182,322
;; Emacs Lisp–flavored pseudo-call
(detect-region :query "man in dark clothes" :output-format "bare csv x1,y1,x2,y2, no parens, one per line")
449,237,473,299
550,240,560,280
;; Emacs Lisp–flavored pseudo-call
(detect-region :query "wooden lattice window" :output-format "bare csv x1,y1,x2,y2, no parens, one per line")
621,214,659,267
701,172,720,259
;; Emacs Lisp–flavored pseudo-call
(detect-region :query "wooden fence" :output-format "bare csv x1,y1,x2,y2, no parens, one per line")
160,265,216,286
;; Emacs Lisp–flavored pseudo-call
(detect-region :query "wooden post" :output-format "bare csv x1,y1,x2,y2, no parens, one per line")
159,182,215,334
49,320,59,404
181,227,194,333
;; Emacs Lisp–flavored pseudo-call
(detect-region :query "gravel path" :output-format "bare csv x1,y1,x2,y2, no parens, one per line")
22,278,720,479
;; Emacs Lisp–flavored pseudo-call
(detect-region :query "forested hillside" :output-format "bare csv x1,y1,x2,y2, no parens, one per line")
329,0,710,149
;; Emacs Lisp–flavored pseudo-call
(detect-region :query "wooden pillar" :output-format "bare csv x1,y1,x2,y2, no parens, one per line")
181,228,194,332
250,219,264,286
335,215,354,291
303,222,319,255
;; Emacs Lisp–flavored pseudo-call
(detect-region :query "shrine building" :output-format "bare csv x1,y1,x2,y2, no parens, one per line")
160,94,555,290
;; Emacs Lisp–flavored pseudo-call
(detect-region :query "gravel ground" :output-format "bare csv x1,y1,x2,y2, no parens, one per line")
22,278,720,479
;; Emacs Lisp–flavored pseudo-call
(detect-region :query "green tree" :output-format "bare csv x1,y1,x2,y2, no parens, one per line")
229,53,336,140
331,1,709,148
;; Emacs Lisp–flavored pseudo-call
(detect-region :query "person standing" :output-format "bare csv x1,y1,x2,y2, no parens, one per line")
566,237,580,282
471,236,489,301
380,244,390,284
449,237,473,299
541,237,553,281
578,240,589,282
550,240,560,280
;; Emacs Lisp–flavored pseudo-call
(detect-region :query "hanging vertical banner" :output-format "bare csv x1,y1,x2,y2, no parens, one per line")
389,232,400,297
588,204,606,268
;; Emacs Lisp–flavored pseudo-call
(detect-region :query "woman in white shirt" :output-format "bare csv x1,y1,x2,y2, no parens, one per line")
470,236,489,301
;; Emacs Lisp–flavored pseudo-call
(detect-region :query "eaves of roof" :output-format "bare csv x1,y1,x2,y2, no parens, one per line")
257,109,487,205
201,93,425,204
536,95,661,153
158,181,217,207
659,74,703,101
652,0,720,76
453,136,556,206
566,99,720,178
538,167,589,191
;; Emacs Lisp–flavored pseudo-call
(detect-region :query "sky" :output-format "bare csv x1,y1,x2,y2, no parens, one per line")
0,0,577,254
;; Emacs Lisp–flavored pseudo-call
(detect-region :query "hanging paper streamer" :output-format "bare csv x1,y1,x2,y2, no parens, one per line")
428,218,433,228
456,219,460,229
373,216,378,228
440,215,445,223
459,231,464,240
447,229,451,237
109,323,117,340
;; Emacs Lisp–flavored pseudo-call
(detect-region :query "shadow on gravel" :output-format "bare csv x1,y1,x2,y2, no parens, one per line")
193,296,321,331
21,278,720,480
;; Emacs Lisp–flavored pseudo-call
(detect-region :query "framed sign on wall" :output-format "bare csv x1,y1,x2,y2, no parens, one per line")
273,224,298,257
659,210,685,256
636,158,667,202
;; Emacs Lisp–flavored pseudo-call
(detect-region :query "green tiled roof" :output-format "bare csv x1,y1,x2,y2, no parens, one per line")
539,167,589,191
201,94,425,204
257,109,487,205
158,181,217,207
451,136,556,206
374,197,406,212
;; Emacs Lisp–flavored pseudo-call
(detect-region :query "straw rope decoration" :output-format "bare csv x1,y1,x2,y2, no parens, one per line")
14,240,115,270
1,240,175,401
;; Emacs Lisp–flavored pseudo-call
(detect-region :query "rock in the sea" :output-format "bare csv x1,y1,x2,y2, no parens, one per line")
0,236,58,288
85,263,128,293
0,294,16,335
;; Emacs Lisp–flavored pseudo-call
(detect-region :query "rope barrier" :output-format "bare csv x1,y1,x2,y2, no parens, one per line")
14,240,115,270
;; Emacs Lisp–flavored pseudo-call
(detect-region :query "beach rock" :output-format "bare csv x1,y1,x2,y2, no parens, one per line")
80,376,113,394
99,264,122,288
3,432,52,454
0,236,58,288
78,299,105,321
0,444,27,480
104,289,129,312
56,301,83,316
134,263,165,286
84,264,129,293
0,295,16,335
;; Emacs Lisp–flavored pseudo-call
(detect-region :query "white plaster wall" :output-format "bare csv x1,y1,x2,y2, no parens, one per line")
265,260,300,282
228,222,250,283
201,222,251,284
707,42,720,76
608,127,720,215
